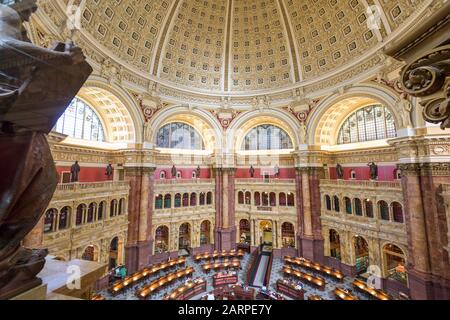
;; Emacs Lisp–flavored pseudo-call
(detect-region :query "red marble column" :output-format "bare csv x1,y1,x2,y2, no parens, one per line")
296,167,325,262
214,168,237,251
400,163,450,299
124,167,155,273
295,168,304,255
309,167,325,262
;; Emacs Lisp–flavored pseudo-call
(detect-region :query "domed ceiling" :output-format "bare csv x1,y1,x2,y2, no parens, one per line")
34,0,436,105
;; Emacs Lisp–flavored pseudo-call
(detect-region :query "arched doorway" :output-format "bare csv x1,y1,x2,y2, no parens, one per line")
155,226,169,253
200,220,211,245
82,245,97,261
281,222,295,248
329,229,341,260
239,219,251,244
383,244,407,284
178,223,191,253
260,221,273,246
109,237,119,270
59,206,70,230
354,236,369,275
44,208,57,233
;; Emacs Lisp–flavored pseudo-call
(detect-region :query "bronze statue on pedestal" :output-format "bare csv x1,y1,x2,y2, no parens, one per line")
368,162,378,180
0,0,92,299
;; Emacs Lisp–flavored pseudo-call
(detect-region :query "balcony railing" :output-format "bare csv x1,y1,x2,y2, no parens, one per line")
155,178,215,185
443,184,450,195
56,181,130,192
235,178,296,184
320,179,401,189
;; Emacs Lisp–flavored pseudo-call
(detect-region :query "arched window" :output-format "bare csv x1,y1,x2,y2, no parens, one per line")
325,195,332,211
118,198,125,215
155,226,169,253
337,105,396,144
269,192,276,207
262,192,269,206
199,192,205,206
242,124,293,150
245,191,251,205
155,195,163,209
182,193,189,207
156,122,204,150
281,222,295,248
190,193,197,206
392,202,404,223
178,223,191,250
354,236,369,274
200,221,211,245
354,198,362,216
206,192,213,205
333,196,340,212
110,200,117,217
239,219,251,244
175,193,182,208
254,192,261,206
54,98,105,142
87,203,96,223
383,244,407,284
76,204,86,226
279,193,287,206
379,200,389,220
365,199,374,218
82,245,96,261
160,171,166,179
238,191,244,204
98,201,105,220
44,209,57,233
287,193,295,207
344,197,352,214
329,229,341,260
164,194,171,208
59,206,70,230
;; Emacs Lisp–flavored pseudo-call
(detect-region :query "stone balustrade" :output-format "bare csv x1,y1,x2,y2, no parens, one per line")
320,179,401,190
235,178,296,185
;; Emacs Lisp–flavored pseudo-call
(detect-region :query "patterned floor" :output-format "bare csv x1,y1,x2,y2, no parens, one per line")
99,254,370,300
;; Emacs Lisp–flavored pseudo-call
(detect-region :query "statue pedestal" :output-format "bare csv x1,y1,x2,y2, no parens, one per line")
9,284,47,300
6,256,107,300
38,256,107,300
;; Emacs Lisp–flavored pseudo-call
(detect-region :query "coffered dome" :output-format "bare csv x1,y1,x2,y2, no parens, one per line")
35,0,432,102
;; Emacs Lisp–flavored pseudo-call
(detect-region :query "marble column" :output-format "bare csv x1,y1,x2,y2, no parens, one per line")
296,167,325,262
399,163,450,299
214,168,237,251
124,166,155,273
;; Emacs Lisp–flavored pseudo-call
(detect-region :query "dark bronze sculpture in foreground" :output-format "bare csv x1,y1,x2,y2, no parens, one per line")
0,0,92,299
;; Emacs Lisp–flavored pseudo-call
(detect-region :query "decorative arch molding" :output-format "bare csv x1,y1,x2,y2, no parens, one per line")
227,108,301,153
80,77,144,144
148,106,223,152
308,84,402,146
380,241,408,261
